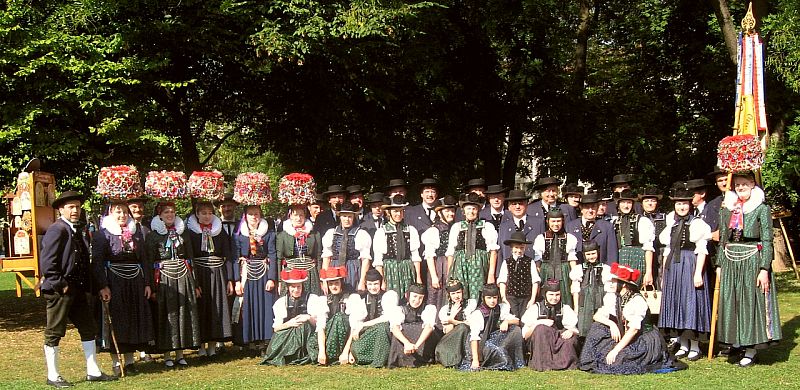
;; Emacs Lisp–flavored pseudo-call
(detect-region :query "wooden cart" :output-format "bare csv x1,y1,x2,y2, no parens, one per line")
0,168,57,297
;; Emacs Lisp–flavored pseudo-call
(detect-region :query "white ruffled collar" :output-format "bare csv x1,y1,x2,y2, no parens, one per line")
282,219,313,236
239,218,269,237
186,214,222,236
101,215,136,236
723,186,765,214
151,215,185,235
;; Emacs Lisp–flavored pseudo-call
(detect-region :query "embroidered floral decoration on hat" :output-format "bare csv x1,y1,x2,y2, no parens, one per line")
145,170,188,200
97,165,144,200
188,170,226,201
278,173,317,206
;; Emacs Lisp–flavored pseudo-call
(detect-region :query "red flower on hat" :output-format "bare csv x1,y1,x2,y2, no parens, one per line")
280,269,308,282
610,263,640,284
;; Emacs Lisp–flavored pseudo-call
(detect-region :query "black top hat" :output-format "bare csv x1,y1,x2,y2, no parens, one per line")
533,177,563,190
463,178,487,190
459,192,485,208
484,184,508,195
669,183,694,201
346,185,365,195
503,231,532,246
639,187,663,200
434,195,458,212
419,178,439,189
386,178,408,189
579,192,601,204
505,189,529,202
616,189,638,201
562,184,584,196
685,179,709,191
381,194,409,209
52,190,85,209
609,174,635,185
324,185,348,196
365,192,387,204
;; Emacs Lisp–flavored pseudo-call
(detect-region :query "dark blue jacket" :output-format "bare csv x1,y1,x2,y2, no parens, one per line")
566,218,619,264
39,218,93,293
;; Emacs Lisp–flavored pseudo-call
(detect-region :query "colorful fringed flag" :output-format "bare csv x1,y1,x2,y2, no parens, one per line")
733,27,767,136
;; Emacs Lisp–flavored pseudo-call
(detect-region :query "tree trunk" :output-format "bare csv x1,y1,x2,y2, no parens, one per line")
709,0,739,66
572,0,592,96
502,123,523,189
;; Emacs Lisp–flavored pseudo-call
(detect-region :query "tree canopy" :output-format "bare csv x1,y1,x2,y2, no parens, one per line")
1,0,799,207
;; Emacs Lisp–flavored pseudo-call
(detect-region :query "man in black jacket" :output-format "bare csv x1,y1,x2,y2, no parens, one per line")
40,191,115,387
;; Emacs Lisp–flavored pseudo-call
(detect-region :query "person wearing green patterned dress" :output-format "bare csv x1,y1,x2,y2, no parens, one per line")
277,205,322,296
446,193,499,301
317,266,359,365
435,280,477,367
372,195,422,297
348,269,399,367
261,269,327,366
717,172,781,367
613,190,656,287
532,210,578,306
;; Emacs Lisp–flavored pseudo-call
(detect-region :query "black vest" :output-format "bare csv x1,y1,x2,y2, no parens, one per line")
505,255,534,297
615,213,642,247
384,224,411,260
434,221,451,257
286,293,309,319
455,222,487,251
535,301,564,330
332,227,360,263
360,291,384,321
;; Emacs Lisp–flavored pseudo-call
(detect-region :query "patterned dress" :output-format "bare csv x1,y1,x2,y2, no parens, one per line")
321,292,356,363
349,291,398,368
261,293,326,365
614,213,655,285
533,231,578,306
521,301,579,371
569,262,610,337
373,221,422,297
387,303,441,368
435,299,476,367
321,226,371,291
446,220,499,301
421,221,453,310
460,303,524,371
716,189,782,348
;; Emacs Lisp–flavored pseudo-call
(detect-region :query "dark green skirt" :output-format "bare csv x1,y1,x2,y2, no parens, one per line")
717,243,782,347
435,323,470,367
619,246,646,285
260,322,317,365
383,258,416,298
351,322,391,368
324,312,351,363
539,261,573,307
450,250,490,301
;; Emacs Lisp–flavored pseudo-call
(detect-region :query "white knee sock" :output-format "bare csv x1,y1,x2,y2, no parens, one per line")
689,340,700,352
44,345,61,381
678,334,690,351
81,341,103,376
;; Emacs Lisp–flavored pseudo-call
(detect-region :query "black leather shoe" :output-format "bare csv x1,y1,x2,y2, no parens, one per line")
86,373,117,382
687,351,703,361
46,376,72,388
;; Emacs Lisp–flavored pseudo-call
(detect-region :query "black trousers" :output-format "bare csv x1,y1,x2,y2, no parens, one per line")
44,288,97,346
507,294,532,319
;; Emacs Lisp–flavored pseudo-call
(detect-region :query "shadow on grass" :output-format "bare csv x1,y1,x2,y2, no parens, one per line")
759,314,800,365
0,289,44,332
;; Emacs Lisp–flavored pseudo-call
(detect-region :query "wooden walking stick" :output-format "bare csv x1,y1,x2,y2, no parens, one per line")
103,300,125,377
707,172,731,361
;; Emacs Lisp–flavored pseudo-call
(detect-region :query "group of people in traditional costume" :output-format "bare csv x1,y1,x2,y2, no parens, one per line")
37,167,783,387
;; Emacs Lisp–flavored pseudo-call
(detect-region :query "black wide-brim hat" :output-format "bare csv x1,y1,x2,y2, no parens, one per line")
386,178,408,190
336,202,360,216
381,194,409,209
419,178,439,189
324,184,348,196
609,173,635,185
484,184,508,195
434,195,458,212
347,185,365,195
685,178,709,191
533,177,563,190
578,192,601,204
639,187,663,200
707,166,726,178
463,178,487,191
503,231,532,246
459,192,485,208
52,190,85,209
616,189,638,202
365,192,387,204
669,183,694,201
505,189,529,202
562,184,584,196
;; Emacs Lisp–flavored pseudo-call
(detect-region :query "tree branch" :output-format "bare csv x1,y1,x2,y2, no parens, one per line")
201,128,241,166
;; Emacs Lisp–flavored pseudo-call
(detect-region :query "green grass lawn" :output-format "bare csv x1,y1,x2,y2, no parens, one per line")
0,271,798,389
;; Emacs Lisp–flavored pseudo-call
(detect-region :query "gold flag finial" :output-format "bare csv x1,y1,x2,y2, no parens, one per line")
741,3,756,34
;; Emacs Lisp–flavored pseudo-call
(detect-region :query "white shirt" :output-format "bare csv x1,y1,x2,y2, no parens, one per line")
520,302,578,335
467,303,516,341
532,232,579,262
444,220,500,257
321,227,372,260
372,223,422,266
497,255,541,286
